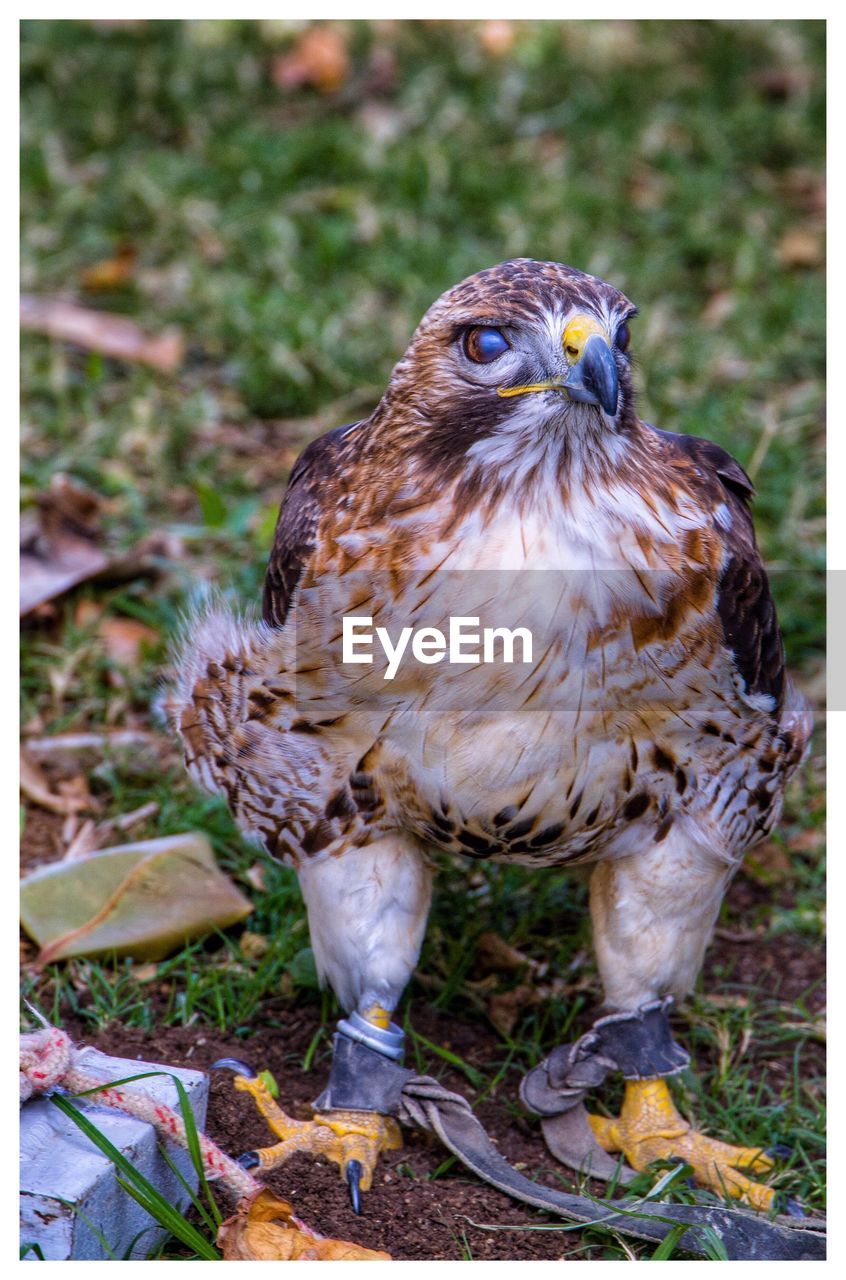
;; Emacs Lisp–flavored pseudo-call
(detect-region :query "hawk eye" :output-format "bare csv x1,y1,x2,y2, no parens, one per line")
464,326,510,364
615,322,632,353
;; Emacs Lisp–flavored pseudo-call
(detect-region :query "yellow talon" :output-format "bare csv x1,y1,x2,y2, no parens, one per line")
231,1070,401,1189
587,1078,778,1212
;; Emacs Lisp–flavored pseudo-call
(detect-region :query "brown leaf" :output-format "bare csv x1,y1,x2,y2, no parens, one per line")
776,228,824,268
272,26,350,93
218,1188,391,1261
62,801,160,863
475,931,536,975
486,982,539,1037
21,475,175,616
20,748,92,817
113,800,160,833
80,244,137,290
21,294,183,371
21,507,109,618
21,474,108,616
98,616,159,667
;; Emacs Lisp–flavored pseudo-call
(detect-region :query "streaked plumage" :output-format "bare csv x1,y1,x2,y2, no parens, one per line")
172,258,810,1019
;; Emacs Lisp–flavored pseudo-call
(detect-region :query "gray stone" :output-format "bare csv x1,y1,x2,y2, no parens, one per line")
20,1048,209,1261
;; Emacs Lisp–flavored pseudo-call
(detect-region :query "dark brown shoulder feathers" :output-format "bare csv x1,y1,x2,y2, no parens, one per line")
646,424,786,713
262,421,362,627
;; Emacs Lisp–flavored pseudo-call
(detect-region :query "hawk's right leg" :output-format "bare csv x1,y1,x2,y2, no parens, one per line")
219,833,432,1210
584,832,788,1211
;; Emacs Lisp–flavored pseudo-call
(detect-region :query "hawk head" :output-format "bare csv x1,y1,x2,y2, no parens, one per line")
377,259,639,482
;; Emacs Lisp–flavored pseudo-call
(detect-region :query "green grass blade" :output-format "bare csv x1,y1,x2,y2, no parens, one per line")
167,1072,223,1228
156,1142,220,1236
49,1094,220,1260
650,1223,688,1259
407,1029,485,1090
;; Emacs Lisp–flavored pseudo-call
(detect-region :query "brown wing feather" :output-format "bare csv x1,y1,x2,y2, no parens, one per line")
262,422,362,627
648,425,785,712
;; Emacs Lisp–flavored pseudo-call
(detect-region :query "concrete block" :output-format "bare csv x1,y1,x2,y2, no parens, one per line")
20,1048,209,1261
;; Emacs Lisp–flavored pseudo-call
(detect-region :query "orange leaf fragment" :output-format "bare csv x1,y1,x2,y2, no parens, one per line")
80,244,137,290
218,1189,391,1261
272,26,350,93
479,21,516,56
776,228,824,268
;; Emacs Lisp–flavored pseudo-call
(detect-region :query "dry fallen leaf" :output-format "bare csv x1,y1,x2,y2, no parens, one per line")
21,473,109,616
75,599,105,627
272,26,350,93
486,982,539,1037
776,228,824,268
61,801,161,863
21,294,183,371
20,748,92,817
218,1188,391,1261
475,931,537,975
21,476,177,617
20,832,253,965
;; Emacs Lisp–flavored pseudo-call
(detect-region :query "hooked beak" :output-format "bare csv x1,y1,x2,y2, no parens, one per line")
497,328,619,415
563,332,619,416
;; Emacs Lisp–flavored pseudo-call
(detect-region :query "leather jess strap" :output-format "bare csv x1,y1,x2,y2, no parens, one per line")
396,1074,825,1261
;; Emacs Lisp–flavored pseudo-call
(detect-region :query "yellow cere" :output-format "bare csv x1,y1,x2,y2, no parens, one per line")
562,314,608,364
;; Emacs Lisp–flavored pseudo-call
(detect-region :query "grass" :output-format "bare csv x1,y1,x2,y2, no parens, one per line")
20,18,824,1260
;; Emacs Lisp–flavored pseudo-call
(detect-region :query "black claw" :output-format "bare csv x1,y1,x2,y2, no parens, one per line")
346,1159,363,1215
237,1150,261,1170
765,1143,793,1161
212,1057,257,1078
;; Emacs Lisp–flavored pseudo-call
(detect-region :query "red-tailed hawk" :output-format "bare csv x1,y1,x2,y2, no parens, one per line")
172,259,811,1213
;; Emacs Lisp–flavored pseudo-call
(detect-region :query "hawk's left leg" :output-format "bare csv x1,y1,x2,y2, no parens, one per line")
218,832,432,1209
582,829,785,1211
